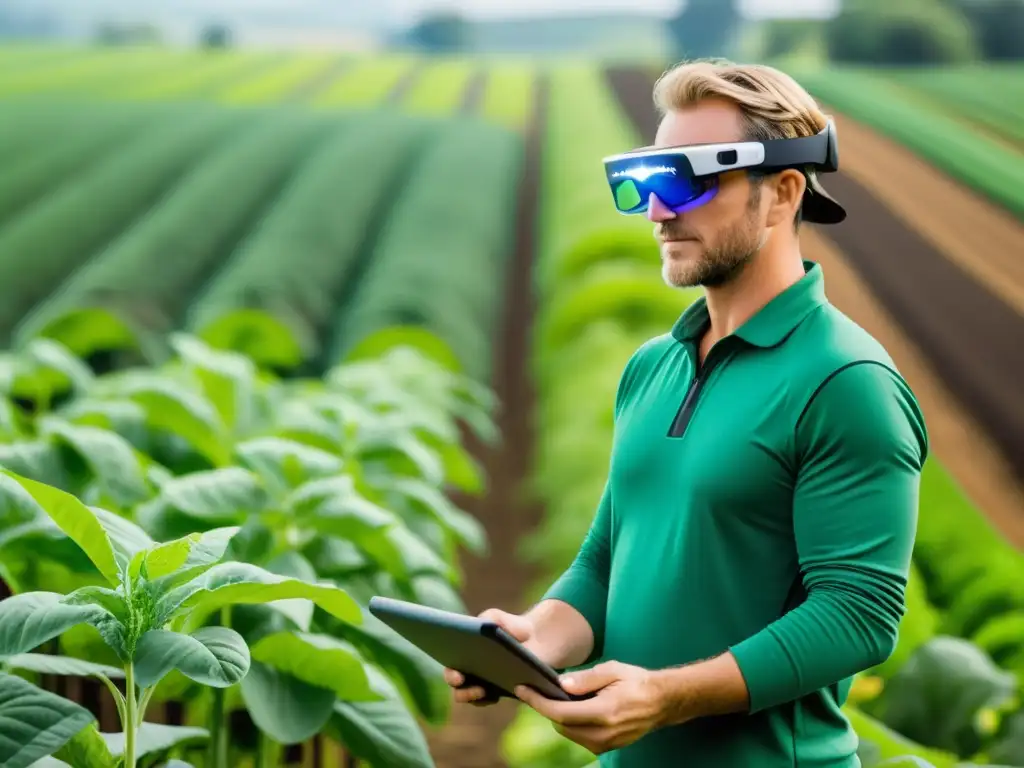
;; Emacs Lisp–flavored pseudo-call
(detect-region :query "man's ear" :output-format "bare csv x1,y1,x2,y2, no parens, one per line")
764,169,806,229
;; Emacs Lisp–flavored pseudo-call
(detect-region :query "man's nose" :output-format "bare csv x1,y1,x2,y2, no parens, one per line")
646,193,676,222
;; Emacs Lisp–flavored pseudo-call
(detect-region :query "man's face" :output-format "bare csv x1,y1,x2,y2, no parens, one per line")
648,98,767,289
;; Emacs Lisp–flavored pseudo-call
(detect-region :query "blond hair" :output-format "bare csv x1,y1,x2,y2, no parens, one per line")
652,58,828,143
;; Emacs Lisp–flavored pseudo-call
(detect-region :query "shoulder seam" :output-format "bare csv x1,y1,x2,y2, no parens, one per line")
794,359,901,433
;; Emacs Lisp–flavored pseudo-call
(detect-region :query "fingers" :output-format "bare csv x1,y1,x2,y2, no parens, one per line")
478,608,533,642
444,668,497,706
514,685,609,727
561,663,621,695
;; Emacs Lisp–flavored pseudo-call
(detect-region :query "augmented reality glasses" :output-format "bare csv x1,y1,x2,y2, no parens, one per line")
602,119,846,224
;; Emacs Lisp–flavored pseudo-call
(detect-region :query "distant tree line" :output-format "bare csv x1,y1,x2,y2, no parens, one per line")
665,0,1023,66
825,0,1024,64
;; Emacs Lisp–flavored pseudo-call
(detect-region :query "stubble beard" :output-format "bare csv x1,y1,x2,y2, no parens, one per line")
660,186,764,289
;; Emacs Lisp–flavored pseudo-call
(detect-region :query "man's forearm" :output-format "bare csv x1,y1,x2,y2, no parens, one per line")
652,652,751,727
524,599,596,670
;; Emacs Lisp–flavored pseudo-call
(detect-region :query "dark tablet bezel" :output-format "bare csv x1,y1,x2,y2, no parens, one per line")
367,596,592,702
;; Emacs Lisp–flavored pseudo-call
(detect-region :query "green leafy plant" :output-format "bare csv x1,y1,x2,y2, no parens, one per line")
0,467,368,768
1,330,495,768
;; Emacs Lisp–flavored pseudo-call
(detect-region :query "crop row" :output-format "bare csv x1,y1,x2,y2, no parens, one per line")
502,64,1024,768
0,45,540,132
882,67,1024,147
792,67,1024,220
0,68,529,376
0,328,493,768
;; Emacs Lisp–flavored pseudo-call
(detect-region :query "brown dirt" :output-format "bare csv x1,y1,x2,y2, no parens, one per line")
603,65,1024,521
424,73,549,768
819,110,1024,315
801,228,1024,548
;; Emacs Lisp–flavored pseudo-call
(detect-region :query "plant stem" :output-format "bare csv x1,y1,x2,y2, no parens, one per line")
207,606,232,768
124,664,137,768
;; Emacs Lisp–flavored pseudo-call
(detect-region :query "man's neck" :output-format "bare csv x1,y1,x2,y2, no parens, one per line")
703,243,805,344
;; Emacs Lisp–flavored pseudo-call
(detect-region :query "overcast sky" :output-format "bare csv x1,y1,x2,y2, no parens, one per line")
389,0,840,21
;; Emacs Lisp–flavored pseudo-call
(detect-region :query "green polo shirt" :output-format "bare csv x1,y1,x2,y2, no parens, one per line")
543,260,928,767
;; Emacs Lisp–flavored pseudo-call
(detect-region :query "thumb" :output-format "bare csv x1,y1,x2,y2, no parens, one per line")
479,608,533,643
561,664,620,695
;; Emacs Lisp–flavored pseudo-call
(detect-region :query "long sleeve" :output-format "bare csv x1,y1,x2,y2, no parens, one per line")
728,361,928,713
541,480,613,663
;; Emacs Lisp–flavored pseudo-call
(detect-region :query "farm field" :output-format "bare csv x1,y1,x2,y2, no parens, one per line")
0,44,1021,768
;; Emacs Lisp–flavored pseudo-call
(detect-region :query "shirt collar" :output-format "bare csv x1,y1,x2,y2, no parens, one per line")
670,260,828,349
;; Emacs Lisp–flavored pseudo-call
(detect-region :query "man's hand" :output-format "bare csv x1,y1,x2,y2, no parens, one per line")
443,608,535,707
515,653,751,755
513,661,682,755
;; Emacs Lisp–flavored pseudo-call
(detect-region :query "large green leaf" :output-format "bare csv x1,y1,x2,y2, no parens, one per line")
874,636,1018,757
95,370,230,467
90,507,155,566
327,663,435,768
358,429,444,486
2,653,124,680
0,517,96,575
169,333,258,434
249,632,379,702
286,476,414,577
38,417,151,509
158,562,362,627
0,440,65,490
239,660,335,745
149,467,267,523
260,551,318,632
0,471,120,584
235,437,343,494
103,722,208,759
0,592,113,656
0,338,93,409
0,671,95,768
377,476,486,554
49,722,116,768
133,626,250,689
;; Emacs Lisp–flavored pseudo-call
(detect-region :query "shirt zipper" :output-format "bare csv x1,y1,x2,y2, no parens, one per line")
666,343,731,438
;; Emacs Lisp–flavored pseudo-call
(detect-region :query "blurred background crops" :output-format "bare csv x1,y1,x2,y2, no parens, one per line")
0,0,1022,766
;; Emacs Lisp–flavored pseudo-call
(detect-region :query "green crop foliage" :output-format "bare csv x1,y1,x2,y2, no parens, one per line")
312,55,418,107
0,330,495,768
215,53,344,105
794,68,1024,220
0,102,169,229
187,112,439,371
16,108,342,361
478,63,535,131
113,51,283,102
0,48,157,97
401,57,477,115
882,67,1024,147
535,65,654,298
0,105,247,342
330,117,524,383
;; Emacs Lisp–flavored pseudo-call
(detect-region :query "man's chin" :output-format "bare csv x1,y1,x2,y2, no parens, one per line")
661,264,699,289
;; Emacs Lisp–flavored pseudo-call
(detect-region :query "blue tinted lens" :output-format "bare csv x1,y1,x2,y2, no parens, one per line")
605,154,710,213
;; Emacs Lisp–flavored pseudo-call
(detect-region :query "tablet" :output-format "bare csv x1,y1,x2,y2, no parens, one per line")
368,596,592,702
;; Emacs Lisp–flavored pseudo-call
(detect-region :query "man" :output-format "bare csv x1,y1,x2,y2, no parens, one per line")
445,59,928,766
